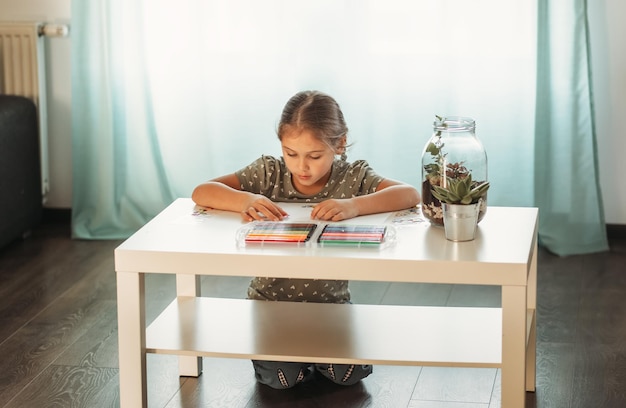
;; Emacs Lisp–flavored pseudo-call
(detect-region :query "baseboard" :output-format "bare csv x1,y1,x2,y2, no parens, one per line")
606,224,626,240
42,208,71,224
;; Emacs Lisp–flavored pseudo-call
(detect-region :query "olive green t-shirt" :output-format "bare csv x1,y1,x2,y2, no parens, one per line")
235,155,384,303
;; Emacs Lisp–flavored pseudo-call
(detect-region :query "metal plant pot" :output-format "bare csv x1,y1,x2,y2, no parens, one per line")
441,201,481,242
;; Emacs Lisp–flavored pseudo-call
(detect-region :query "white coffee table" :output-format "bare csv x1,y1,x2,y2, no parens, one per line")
115,198,538,407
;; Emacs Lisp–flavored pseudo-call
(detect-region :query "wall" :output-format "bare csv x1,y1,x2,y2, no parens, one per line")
0,0,624,223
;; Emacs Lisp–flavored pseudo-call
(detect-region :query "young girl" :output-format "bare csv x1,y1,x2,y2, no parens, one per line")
192,90,420,389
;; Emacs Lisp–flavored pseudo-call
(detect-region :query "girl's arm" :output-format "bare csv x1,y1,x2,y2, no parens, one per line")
310,179,420,221
192,174,288,221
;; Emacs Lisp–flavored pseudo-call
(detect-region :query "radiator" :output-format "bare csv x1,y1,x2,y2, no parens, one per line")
0,22,49,200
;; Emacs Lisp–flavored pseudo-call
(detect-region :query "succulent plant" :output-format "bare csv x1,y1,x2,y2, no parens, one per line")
431,174,490,205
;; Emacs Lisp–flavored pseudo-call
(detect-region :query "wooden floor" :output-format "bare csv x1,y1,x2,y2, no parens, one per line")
0,220,625,408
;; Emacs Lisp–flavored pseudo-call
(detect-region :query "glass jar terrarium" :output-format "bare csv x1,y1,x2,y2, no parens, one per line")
421,116,488,226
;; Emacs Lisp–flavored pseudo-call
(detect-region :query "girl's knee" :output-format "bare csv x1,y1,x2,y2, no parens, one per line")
315,363,373,386
252,360,312,389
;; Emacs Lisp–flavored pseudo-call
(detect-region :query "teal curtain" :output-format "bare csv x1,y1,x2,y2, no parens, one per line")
535,0,609,255
72,0,176,238
71,0,608,256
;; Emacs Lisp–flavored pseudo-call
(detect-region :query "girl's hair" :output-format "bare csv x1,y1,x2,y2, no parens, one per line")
277,90,349,160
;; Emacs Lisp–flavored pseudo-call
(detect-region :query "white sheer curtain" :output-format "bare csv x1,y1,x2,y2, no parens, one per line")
73,1,552,243
144,0,536,199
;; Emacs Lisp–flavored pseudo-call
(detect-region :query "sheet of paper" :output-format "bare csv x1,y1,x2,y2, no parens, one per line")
279,203,391,225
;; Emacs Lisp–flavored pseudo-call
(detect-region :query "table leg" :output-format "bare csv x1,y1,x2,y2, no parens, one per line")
526,311,537,392
501,285,527,408
526,240,538,392
117,272,147,407
176,274,203,377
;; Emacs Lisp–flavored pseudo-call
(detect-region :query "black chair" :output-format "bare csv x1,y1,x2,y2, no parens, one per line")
0,94,42,249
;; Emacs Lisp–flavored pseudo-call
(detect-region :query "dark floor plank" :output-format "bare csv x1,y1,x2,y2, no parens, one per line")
3,365,118,408
410,367,497,405
52,301,119,368
164,357,256,408
531,342,575,408
90,373,121,408
147,355,193,408
577,289,626,345
356,365,421,408
536,289,580,343
579,250,626,292
0,296,117,402
570,343,626,408
0,234,119,344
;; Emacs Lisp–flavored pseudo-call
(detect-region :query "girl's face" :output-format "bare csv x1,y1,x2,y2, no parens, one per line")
281,128,338,196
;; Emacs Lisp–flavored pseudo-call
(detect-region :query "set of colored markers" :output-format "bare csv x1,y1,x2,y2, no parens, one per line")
317,224,387,246
243,222,387,246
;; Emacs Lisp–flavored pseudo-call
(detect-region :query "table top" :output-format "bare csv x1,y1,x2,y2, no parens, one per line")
115,198,538,286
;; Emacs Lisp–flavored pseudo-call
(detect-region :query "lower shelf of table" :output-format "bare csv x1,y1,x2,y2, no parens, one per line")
145,297,513,367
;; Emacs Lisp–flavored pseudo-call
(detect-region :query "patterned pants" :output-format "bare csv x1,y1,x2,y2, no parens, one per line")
252,360,373,389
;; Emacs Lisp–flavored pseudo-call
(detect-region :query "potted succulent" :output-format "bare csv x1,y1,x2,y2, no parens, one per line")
430,174,490,241
421,116,488,226
431,173,490,206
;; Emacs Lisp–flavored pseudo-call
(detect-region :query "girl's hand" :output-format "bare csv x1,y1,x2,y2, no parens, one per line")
311,199,358,221
241,194,288,222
